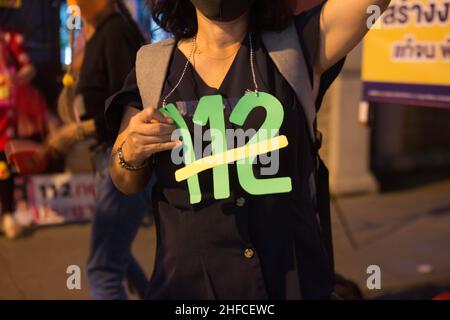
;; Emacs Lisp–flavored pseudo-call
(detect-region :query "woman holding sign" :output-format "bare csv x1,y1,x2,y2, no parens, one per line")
107,0,391,299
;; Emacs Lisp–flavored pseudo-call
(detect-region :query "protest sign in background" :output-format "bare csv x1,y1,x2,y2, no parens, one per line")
362,0,450,108
13,174,95,226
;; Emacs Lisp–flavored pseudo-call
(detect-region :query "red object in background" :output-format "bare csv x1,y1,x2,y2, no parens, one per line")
4,139,48,175
1,30,48,152
14,83,48,139
433,292,450,300
0,31,31,69
295,0,324,14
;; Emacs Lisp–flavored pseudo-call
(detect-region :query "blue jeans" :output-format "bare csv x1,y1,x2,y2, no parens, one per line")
87,148,153,300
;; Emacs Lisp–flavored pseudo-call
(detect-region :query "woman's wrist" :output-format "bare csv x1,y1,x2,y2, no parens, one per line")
119,138,150,169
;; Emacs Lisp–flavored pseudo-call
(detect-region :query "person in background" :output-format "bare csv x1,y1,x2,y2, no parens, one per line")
48,0,152,299
0,28,38,239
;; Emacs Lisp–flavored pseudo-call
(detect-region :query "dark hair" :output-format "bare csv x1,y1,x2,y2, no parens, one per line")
114,0,147,44
150,0,295,39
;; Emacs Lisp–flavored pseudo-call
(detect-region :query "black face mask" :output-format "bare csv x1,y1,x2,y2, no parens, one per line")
190,0,255,22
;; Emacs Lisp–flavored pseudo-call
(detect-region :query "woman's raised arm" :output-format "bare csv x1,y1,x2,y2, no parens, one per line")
316,0,391,74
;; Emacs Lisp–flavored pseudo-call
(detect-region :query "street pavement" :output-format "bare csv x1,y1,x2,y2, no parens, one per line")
1,179,449,300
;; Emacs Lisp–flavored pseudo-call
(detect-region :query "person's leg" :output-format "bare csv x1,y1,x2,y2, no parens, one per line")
0,153,22,239
126,254,149,298
87,149,152,300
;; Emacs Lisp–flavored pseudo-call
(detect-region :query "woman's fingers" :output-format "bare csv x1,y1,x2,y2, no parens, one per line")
136,108,173,124
149,141,181,153
135,134,177,145
122,108,179,162
130,108,176,136
134,122,177,137
162,113,174,124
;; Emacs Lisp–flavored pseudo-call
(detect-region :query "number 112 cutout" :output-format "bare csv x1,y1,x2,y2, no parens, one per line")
160,92,292,204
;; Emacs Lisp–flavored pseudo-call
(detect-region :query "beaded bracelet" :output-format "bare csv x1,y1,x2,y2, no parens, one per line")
117,140,149,171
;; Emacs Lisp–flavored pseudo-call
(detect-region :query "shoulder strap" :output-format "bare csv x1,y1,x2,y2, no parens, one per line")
263,23,334,275
135,38,176,109
262,22,318,147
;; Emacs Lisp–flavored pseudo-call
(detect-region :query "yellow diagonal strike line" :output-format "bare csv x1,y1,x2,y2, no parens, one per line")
175,135,288,182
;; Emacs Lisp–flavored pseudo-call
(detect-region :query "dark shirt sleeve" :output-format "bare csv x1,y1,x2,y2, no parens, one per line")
103,21,142,96
95,19,142,143
76,15,142,143
105,68,143,140
294,1,346,110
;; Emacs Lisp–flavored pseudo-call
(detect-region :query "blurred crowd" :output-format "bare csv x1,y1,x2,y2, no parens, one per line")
0,0,151,299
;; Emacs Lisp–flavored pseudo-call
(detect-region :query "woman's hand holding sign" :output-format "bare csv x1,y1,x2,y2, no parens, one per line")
121,108,179,167
110,106,179,194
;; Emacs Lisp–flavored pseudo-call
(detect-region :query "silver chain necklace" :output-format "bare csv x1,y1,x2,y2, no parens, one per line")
162,33,259,108
248,33,259,96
